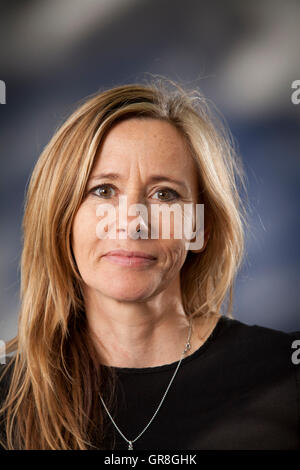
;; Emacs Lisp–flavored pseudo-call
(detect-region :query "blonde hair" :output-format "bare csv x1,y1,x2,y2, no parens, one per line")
0,77,248,449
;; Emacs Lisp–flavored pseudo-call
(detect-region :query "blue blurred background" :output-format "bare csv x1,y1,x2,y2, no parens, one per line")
0,0,299,341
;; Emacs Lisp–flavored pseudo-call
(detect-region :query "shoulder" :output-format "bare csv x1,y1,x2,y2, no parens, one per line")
216,315,300,391
217,315,300,352
0,358,14,404
0,359,14,449
209,315,300,380
193,313,300,365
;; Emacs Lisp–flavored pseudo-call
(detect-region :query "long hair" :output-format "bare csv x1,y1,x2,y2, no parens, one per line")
0,77,248,449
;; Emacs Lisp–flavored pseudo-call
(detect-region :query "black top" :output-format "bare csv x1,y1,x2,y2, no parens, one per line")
1,315,300,450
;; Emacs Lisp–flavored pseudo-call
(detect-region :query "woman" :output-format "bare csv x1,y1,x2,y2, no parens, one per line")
0,79,299,450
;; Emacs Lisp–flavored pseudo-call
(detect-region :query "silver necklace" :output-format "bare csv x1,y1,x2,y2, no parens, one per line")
99,316,193,450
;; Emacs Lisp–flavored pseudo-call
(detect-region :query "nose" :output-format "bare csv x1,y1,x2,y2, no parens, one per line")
116,192,148,239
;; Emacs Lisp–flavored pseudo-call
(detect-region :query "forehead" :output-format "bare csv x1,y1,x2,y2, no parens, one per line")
94,117,196,174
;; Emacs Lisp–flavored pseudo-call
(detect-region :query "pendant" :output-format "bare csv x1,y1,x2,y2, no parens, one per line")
128,441,133,450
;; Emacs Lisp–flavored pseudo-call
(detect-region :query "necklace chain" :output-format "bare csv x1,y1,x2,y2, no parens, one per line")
99,316,193,450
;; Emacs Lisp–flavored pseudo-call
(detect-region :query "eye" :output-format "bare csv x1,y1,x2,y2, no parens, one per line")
88,185,180,201
90,184,116,198
151,188,180,202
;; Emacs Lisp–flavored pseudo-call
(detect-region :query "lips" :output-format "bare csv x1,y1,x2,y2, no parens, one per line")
102,249,157,267
103,250,156,260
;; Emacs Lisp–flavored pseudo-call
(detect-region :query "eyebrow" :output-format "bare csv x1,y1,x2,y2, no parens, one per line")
88,172,188,190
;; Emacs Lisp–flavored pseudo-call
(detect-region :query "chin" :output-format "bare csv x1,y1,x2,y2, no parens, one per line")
102,283,155,303
112,294,149,303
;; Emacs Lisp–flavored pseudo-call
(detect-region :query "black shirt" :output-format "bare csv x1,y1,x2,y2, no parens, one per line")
1,315,300,450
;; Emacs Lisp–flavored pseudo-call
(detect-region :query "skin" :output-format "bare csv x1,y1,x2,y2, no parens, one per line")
71,117,220,368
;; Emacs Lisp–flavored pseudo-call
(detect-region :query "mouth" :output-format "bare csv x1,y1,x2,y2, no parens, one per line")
102,249,157,267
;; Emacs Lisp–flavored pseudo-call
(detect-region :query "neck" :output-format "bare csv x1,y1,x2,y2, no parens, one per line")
84,285,220,369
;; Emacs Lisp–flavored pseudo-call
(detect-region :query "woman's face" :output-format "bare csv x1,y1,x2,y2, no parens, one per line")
71,117,199,302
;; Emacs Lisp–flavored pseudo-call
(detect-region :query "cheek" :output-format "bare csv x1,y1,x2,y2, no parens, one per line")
157,209,190,266
159,239,188,274
71,207,97,263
